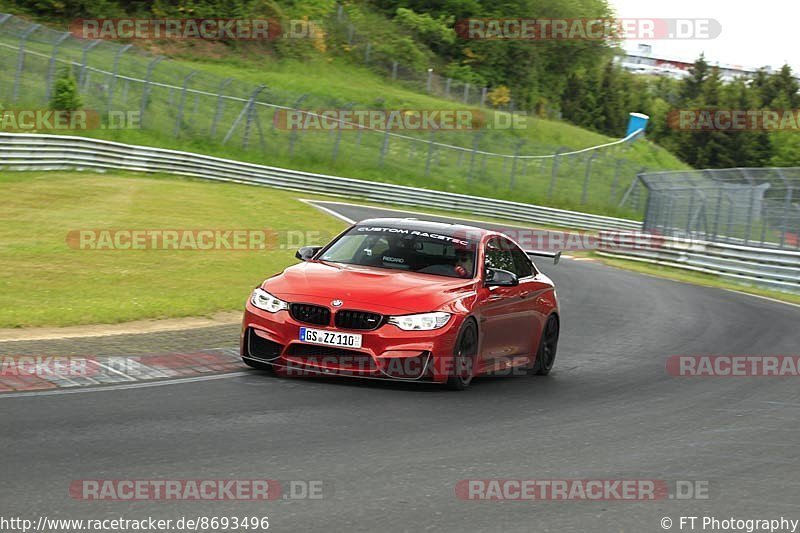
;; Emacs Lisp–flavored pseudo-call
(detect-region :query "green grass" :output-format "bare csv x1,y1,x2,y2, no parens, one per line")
0,28,689,220
0,171,347,327
592,253,800,305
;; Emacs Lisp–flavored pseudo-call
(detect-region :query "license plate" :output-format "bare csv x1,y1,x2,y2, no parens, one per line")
299,327,362,349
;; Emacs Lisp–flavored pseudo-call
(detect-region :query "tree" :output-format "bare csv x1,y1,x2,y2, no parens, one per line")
50,67,82,111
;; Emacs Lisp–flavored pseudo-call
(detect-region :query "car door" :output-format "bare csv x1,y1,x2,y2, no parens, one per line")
508,242,548,364
476,237,527,368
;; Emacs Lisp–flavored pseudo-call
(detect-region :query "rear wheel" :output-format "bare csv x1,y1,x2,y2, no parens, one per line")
446,319,478,390
531,315,559,376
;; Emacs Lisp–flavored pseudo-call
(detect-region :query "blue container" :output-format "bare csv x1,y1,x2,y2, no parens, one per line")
626,112,649,137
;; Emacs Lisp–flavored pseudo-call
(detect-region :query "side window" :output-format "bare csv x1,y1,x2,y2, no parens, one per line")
510,245,536,278
484,237,516,273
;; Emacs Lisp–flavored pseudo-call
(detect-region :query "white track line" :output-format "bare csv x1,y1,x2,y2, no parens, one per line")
299,199,356,224
0,371,249,400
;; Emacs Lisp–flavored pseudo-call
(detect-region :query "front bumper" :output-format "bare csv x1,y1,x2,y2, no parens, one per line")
240,300,463,383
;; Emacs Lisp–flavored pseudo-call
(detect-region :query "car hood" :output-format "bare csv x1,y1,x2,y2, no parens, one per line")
263,261,476,314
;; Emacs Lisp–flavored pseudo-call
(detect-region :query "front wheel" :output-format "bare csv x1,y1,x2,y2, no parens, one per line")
531,315,559,376
446,319,479,390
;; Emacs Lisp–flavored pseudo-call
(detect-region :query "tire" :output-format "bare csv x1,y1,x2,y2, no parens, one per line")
446,319,479,390
531,315,559,376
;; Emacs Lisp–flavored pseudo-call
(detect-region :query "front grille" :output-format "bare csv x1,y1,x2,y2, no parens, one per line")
335,309,384,331
289,303,331,326
247,329,284,361
285,344,376,371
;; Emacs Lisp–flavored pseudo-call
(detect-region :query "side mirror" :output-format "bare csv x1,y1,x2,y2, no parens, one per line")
485,268,519,287
295,246,322,261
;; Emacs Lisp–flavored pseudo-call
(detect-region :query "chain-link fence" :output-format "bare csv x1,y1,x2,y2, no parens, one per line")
640,168,800,250
0,12,652,217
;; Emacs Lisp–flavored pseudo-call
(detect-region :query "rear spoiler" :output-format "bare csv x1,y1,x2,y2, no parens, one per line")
525,250,562,265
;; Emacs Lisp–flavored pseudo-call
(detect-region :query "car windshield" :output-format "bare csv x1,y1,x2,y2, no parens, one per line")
319,225,478,279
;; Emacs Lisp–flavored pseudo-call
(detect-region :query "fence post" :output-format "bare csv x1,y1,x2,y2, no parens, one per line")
445,77,451,98
739,169,756,245
776,169,793,249
78,39,101,89
480,87,487,106
463,83,470,104
379,127,391,166
209,78,233,138
509,141,524,189
391,61,398,80
139,56,164,127
547,147,568,200
287,94,308,157
105,43,131,113
173,71,198,138
609,158,626,202
425,130,436,177
580,152,599,205
364,42,371,63
45,33,70,104
467,131,481,182
223,84,266,145
426,69,433,93
13,24,40,103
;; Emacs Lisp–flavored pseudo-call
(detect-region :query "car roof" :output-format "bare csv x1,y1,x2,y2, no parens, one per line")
355,218,495,238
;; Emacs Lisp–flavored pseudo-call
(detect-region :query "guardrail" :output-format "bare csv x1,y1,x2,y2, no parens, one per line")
2,132,796,293
0,133,641,232
596,233,800,293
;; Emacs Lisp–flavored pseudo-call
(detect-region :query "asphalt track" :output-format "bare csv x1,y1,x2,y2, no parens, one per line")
2,201,800,533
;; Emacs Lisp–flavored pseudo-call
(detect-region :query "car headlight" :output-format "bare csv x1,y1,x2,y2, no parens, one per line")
388,312,451,331
251,288,289,313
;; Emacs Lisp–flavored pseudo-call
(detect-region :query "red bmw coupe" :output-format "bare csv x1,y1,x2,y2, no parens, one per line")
241,218,560,389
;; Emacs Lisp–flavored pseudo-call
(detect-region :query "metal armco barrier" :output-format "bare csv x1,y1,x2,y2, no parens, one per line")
597,232,800,293
2,133,796,293
0,133,640,232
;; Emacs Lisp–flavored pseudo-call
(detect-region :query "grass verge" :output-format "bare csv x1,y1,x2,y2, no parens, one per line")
0,171,347,327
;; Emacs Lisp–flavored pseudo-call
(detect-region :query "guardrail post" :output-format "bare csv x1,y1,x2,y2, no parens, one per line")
78,39,101,89
45,33,70,104
173,71,198,138
13,24,40,103
139,56,164,128
106,44,132,113
580,152,599,205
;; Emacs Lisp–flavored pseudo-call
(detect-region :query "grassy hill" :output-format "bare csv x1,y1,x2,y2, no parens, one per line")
0,2,690,219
